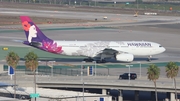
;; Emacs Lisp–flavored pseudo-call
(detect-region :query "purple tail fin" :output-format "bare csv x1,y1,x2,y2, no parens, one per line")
20,16,52,44
20,16,63,54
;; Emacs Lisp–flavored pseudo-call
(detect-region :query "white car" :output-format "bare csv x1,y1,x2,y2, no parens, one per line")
103,16,107,19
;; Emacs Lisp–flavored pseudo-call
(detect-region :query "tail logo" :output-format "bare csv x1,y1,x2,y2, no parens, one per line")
22,21,37,43
21,18,63,54
42,40,63,54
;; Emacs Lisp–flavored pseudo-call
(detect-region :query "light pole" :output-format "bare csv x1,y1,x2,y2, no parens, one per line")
49,61,55,77
114,1,116,7
74,1,76,6
81,61,86,101
136,0,138,10
137,62,141,78
81,61,86,82
37,61,41,74
126,65,133,84
83,81,84,101
92,61,96,76
107,67,109,76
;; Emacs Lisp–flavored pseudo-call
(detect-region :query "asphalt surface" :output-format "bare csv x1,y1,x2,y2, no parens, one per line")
0,8,180,23
1,28,180,62
0,7,180,101
0,8,180,77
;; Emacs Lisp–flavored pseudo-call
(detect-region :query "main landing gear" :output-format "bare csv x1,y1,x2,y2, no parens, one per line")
147,56,152,62
83,57,94,62
96,59,106,63
83,58,106,63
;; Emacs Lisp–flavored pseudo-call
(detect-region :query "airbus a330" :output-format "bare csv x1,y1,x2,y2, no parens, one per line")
20,16,166,63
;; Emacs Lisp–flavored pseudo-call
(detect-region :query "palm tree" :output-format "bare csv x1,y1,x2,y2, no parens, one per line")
165,61,179,101
24,51,38,101
147,64,160,101
6,51,20,98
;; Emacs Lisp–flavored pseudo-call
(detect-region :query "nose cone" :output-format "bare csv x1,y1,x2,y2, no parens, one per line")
161,47,166,53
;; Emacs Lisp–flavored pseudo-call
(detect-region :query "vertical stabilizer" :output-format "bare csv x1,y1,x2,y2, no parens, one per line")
20,16,63,54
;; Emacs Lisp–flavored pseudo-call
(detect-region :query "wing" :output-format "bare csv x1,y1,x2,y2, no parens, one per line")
93,48,120,58
93,48,134,62
94,48,134,62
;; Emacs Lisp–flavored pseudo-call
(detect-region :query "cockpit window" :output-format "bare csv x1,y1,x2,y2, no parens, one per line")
159,45,162,47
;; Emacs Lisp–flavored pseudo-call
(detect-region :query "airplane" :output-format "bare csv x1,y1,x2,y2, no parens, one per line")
20,16,166,63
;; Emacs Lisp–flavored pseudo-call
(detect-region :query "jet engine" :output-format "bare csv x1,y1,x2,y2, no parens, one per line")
116,53,134,62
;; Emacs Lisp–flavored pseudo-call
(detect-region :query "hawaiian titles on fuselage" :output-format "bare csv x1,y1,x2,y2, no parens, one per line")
127,43,152,47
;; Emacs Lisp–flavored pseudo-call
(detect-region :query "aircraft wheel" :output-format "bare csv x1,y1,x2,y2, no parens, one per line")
147,56,152,62
83,58,94,62
96,59,106,63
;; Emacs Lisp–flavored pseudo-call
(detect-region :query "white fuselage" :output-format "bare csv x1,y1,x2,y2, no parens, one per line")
54,41,166,57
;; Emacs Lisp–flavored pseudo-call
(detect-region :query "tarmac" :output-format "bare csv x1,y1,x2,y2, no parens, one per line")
0,6,180,101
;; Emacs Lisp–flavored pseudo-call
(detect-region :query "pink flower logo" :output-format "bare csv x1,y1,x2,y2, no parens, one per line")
42,40,63,54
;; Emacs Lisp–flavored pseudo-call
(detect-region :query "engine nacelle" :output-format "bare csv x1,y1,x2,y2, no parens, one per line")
116,53,134,62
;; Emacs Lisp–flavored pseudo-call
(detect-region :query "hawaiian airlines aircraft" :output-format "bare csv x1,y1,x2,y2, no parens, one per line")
20,16,166,63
